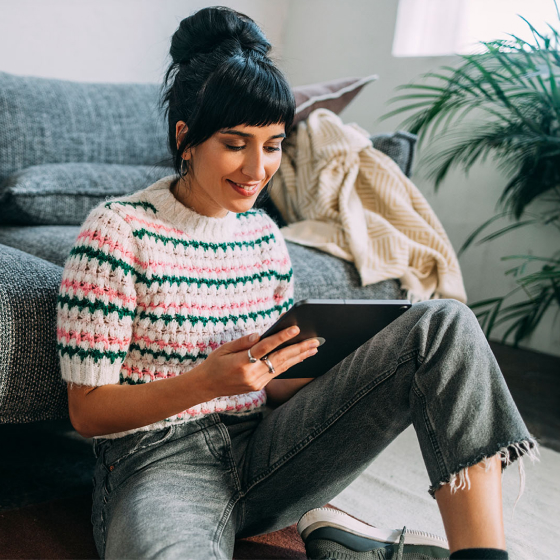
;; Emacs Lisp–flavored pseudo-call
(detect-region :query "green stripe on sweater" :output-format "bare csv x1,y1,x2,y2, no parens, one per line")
133,229,276,252
57,343,127,363
56,294,137,320
128,344,208,363
136,300,293,327
104,200,158,213
67,245,293,288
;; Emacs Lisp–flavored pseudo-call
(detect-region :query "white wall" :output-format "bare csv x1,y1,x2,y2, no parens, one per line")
281,0,559,357
0,0,289,83
1,0,557,355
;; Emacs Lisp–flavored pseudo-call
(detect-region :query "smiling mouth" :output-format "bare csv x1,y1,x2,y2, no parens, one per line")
227,180,260,194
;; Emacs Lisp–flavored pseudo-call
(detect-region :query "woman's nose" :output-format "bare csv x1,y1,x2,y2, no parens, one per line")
241,149,266,181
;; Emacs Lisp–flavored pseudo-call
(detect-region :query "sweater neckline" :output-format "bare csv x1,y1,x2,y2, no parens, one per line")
146,175,239,239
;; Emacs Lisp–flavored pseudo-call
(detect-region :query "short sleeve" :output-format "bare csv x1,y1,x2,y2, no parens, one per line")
56,205,137,386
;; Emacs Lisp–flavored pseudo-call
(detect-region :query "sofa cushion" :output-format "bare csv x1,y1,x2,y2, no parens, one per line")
371,130,417,178
0,163,175,226
0,243,67,423
0,71,172,185
0,226,80,268
289,242,404,301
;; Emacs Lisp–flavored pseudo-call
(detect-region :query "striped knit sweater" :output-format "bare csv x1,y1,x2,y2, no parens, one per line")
56,175,294,439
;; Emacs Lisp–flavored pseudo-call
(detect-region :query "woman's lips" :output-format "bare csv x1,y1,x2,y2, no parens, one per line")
227,179,260,197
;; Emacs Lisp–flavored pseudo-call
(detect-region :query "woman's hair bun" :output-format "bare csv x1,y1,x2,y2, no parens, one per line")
170,6,271,65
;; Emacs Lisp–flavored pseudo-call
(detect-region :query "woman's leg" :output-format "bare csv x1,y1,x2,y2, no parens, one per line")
435,455,506,552
91,416,241,559
218,300,536,548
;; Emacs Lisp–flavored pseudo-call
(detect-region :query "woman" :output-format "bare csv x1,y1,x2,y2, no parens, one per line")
56,6,536,560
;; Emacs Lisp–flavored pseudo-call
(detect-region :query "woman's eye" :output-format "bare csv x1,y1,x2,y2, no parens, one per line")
226,144,281,153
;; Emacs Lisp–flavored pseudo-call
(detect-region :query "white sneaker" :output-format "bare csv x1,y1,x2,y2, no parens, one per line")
297,507,449,559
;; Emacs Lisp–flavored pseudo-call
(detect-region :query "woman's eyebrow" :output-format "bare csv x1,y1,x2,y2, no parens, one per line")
219,130,286,140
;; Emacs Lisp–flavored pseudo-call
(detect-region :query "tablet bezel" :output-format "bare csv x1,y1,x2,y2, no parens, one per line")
260,299,412,379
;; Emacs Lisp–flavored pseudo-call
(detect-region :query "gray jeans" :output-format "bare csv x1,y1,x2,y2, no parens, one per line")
91,300,534,559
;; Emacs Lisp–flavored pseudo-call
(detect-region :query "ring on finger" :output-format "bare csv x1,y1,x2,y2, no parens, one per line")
247,348,258,363
260,355,275,374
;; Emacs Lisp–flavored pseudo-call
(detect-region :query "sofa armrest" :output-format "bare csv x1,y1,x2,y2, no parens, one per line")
0,243,68,423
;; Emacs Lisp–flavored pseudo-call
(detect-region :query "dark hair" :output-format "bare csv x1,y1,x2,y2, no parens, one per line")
160,6,295,178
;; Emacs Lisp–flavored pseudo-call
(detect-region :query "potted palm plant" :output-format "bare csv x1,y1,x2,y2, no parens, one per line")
381,6,560,347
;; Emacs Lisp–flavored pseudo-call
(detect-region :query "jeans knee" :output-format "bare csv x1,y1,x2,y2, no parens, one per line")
413,298,484,352
419,298,476,325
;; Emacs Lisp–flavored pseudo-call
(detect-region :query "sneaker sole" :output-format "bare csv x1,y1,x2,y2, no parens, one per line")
297,507,449,549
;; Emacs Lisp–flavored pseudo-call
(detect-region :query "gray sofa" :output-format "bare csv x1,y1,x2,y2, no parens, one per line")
0,71,415,424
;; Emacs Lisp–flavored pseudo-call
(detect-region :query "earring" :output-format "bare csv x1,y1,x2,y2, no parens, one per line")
180,158,188,177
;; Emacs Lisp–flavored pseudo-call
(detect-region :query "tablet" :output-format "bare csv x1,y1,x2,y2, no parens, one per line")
261,299,412,379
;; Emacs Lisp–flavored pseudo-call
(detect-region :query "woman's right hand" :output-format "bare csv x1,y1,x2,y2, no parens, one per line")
197,326,320,397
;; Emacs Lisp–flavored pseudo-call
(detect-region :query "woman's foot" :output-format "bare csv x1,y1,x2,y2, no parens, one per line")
297,507,450,559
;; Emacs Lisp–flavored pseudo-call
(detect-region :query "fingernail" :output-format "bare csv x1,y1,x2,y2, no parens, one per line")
288,326,299,335
249,333,259,342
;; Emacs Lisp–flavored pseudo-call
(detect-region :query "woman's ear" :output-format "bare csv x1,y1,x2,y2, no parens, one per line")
175,121,193,161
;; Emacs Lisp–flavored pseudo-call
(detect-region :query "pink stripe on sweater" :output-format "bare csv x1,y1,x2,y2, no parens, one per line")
132,332,227,353
123,214,190,237
57,327,132,350
233,224,273,237
138,294,278,314
60,279,137,306
125,214,272,239
78,230,137,262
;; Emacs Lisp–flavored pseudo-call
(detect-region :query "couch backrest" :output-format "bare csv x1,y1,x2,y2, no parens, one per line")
0,71,171,184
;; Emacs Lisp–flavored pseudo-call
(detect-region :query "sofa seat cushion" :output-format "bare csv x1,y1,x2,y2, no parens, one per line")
288,242,404,301
0,163,175,226
0,226,80,268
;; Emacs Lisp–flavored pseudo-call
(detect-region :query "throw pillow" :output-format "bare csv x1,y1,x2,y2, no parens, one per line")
0,163,174,226
292,75,378,127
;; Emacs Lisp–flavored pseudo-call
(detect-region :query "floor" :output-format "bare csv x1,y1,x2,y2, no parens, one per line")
0,341,558,513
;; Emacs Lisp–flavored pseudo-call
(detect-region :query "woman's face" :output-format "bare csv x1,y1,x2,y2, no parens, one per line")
174,121,286,218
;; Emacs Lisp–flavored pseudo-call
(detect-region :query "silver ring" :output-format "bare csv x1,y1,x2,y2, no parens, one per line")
261,355,275,374
247,348,258,363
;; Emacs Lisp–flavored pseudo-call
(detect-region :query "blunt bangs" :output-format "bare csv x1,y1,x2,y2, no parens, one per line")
185,56,295,149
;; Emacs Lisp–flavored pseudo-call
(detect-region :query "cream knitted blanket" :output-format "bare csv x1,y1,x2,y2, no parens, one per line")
271,108,467,303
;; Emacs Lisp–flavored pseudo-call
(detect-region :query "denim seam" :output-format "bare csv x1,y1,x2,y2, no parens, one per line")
215,422,243,492
203,424,227,463
243,349,419,494
410,354,448,483
105,425,176,469
212,494,240,560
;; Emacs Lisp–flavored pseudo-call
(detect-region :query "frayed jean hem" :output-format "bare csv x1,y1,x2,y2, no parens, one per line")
428,436,540,506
